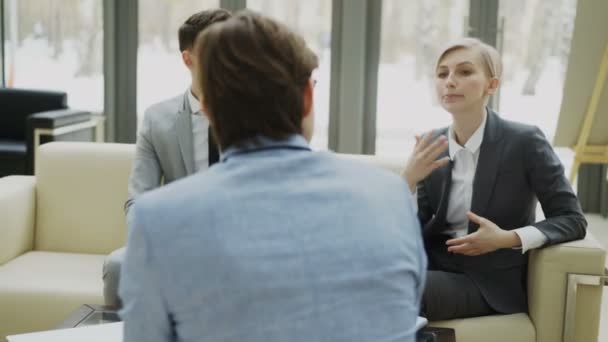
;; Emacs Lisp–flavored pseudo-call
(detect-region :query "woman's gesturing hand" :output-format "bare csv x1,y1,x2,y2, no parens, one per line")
401,130,450,192
445,212,522,256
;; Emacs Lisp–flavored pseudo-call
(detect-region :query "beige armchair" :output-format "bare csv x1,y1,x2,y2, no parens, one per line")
0,143,605,342
0,142,133,339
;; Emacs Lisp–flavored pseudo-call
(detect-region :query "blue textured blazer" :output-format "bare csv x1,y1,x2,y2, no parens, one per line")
119,135,427,342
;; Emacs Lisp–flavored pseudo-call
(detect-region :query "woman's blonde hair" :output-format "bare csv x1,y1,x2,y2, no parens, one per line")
436,38,502,80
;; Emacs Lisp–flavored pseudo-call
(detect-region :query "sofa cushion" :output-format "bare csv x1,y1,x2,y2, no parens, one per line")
429,313,535,342
0,251,106,339
35,142,134,254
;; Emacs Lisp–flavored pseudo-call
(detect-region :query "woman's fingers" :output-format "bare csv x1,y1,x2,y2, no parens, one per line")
428,136,449,161
415,130,436,151
407,130,449,184
431,156,450,171
419,134,448,161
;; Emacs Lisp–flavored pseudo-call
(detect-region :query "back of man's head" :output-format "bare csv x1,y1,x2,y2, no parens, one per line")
195,11,319,150
178,8,232,52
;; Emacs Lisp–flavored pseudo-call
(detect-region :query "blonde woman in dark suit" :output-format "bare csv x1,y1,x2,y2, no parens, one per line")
402,38,586,320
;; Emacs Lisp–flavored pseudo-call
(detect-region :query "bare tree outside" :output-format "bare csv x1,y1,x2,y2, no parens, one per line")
500,0,577,95
380,0,407,64
137,0,220,129
374,0,578,157
247,0,331,150
3,0,579,148
75,1,102,77
376,0,467,156
4,0,104,111
498,0,578,142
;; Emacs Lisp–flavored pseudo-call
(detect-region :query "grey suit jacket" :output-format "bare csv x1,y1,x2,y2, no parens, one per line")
126,91,203,210
119,135,427,342
417,110,587,314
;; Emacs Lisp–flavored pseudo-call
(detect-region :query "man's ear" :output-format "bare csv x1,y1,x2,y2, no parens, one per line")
201,99,213,124
486,78,500,95
182,50,192,69
302,79,314,119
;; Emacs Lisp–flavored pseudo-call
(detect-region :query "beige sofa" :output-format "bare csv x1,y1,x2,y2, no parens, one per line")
0,142,605,341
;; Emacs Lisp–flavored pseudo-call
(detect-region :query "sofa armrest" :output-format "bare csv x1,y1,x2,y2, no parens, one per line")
528,233,606,342
28,109,91,128
0,176,36,265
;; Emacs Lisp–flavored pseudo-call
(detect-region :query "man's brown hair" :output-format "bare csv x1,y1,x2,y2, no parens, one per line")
178,8,231,52
195,10,319,149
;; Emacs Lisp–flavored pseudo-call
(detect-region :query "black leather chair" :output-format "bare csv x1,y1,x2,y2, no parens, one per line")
0,88,97,177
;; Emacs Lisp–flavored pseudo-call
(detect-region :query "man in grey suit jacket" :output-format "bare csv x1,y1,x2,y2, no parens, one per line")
102,8,230,308
119,11,427,342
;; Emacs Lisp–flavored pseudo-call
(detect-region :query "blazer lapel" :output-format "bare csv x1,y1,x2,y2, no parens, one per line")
437,161,453,215
468,110,505,233
176,91,195,175
427,153,453,233
424,130,454,235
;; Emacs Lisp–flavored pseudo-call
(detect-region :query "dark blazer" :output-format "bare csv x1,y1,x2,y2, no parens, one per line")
417,110,586,314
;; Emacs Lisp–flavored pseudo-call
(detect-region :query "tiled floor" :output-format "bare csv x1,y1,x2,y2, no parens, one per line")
586,214,608,342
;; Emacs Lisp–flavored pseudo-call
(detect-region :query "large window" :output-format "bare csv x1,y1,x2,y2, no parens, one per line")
0,0,578,155
137,0,219,126
498,0,577,142
375,0,469,157
3,0,104,112
247,0,332,150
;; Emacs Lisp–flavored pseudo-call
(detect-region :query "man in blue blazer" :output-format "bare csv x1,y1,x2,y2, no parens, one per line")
119,11,427,342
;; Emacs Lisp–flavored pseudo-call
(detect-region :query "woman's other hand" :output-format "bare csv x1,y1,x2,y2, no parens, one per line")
445,211,522,256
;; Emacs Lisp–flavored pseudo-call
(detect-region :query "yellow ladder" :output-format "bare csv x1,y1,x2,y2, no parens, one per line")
569,41,608,183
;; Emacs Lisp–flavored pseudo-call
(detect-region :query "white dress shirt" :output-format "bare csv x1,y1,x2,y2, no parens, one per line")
446,113,547,253
415,112,548,253
445,117,483,239
187,89,210,172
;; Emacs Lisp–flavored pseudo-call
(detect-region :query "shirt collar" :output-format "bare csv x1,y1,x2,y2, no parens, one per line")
221,134,311,162
448,109,487,160
187,88,201,115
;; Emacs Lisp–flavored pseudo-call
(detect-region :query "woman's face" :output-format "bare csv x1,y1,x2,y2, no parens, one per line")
434,47,494,116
